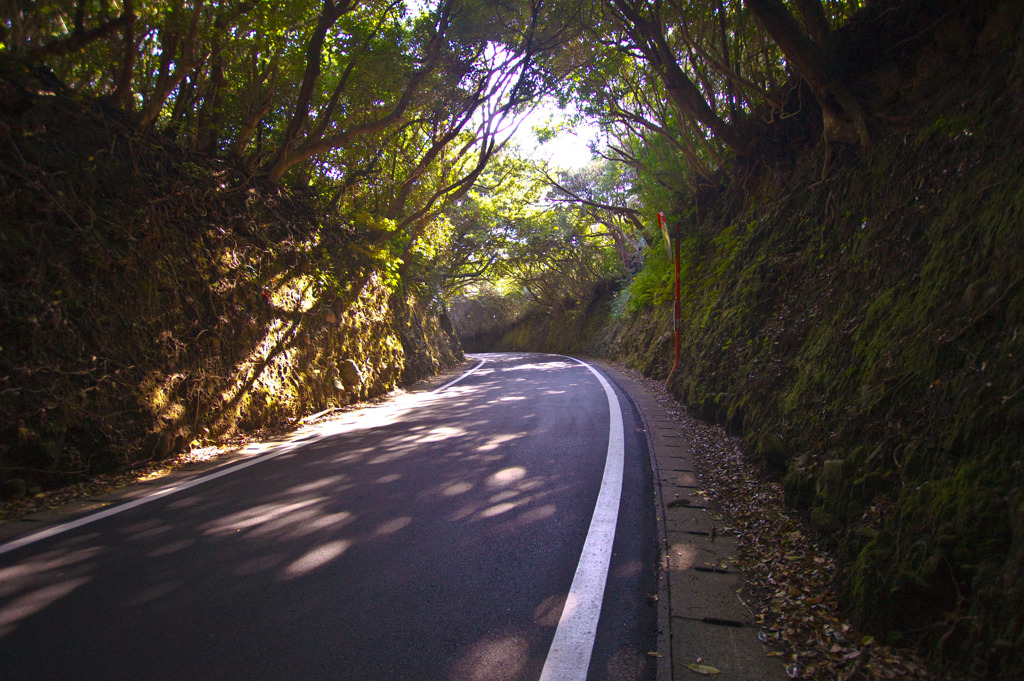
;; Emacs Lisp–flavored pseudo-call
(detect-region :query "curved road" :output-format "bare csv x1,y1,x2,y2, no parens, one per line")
0,353,657,681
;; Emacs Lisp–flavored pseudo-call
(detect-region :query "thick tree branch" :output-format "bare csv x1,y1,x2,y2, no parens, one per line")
26,13,130,59
607,0,746,151
266,2,448,183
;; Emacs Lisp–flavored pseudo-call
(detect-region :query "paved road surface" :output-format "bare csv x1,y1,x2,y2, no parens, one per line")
0,353,657,681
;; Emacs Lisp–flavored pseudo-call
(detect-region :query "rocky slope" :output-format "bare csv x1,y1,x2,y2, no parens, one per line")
0,59,461,497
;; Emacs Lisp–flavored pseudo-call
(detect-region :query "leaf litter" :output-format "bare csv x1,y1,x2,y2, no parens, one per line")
624,368,935,681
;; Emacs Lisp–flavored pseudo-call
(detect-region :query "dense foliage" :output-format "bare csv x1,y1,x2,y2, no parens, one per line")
3,0,580,276
4,0,1024,678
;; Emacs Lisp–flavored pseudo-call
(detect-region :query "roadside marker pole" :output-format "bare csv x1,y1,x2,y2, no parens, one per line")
659,212,681,386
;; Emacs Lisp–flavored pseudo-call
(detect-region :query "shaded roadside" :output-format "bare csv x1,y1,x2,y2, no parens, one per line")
595,360,935,681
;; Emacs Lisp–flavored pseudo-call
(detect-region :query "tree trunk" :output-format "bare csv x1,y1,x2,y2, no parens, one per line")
793,0,831,48
266,31,443,184
609,0,746,152
746,0,869,147
265,0,357,181
138,5,203,130
197,26,229,154
715,0,741,120
230,53,278,166
109,0,136,108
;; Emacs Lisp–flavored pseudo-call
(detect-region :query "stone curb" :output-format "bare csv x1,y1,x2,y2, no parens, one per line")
592,360,787,681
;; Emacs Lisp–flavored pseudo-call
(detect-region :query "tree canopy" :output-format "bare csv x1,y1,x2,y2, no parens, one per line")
2,0,894,311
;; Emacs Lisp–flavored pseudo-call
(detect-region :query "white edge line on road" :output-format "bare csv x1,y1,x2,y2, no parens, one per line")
432,358,486,393
0,441,301,557
539,356,626,681
0,358,491,558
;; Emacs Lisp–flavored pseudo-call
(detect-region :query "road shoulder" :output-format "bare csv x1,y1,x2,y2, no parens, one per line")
0,359,481,545
593,360,787,681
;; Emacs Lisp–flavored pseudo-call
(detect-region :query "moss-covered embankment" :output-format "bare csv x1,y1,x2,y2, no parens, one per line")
598,17,1024,679
486,281,618,355
0,62,461,495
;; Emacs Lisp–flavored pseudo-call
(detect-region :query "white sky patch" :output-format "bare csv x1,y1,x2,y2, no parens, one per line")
511,100,602,170
402,0,433,17
399,2,601,171
458,40,602,172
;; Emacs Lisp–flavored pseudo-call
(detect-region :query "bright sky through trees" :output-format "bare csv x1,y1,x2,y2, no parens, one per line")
512,101,602,170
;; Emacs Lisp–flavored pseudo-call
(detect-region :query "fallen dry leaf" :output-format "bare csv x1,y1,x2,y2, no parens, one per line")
684,663,722,675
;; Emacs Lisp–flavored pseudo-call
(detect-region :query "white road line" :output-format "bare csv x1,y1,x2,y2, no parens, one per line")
0,441,302,557
432,357,486,393
539,357,625,681
0,359,491,558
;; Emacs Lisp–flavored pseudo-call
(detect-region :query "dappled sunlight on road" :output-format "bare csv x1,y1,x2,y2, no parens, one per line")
475,433,526,452
283,475,349,494
121,576,185,606
234,551,288,577
366,449,414,465
0,577,92,636
502,361,578,373
446,586,586,681
440,480,474,496
449,631,533,681
533,593,568,627
146,538,196,557
201,498,328,538
374,516,412,535
418,425,469,442
0,546,101,636
489,466,528,486
119,518,175,541
481,501,520,517
282,539,352,579
0,352,608,677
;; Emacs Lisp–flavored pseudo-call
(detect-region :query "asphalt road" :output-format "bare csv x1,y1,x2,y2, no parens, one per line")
0,353,657,681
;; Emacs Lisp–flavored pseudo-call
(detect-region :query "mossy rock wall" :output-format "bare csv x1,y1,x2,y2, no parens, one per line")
474,280,618,356
598,12,1024,678
0,65,461,490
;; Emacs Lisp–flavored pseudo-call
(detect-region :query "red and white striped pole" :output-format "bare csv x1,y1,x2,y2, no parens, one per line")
658,212,681,387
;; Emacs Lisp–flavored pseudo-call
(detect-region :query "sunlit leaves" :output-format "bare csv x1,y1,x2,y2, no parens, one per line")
6,0,883,334
411,213,456,260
